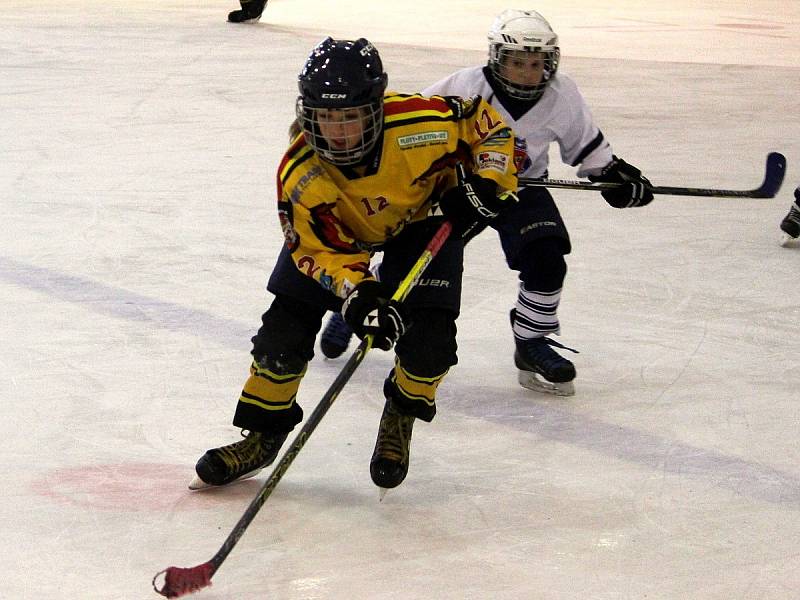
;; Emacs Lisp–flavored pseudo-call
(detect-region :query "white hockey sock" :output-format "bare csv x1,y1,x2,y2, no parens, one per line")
513,285,561,341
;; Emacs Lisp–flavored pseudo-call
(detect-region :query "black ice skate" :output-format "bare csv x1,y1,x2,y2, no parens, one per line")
780,187,800,246
320,311,354,359
189,429,287,490
227,0,267,23
514,336,577,397
370,400,415,496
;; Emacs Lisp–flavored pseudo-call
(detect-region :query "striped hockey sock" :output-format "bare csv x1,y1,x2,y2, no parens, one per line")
512,285,561,340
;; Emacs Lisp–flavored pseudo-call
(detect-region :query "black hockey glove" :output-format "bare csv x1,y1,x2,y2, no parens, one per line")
589,156,654,208
342,279,407,351
438,171,518,238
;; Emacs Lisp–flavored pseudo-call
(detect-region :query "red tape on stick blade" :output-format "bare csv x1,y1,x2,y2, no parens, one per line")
152,562,214,598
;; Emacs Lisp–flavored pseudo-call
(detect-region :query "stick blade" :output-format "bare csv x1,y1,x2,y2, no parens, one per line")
754,152,786,198
153,562,214,598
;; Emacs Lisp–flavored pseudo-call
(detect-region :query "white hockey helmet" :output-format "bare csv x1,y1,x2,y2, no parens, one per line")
487,9,560,102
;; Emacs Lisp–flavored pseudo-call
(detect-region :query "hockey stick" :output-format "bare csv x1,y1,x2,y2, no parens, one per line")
152,219,453,598
518,151,786,198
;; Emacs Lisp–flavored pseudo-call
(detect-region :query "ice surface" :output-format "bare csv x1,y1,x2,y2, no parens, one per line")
2,1,800,598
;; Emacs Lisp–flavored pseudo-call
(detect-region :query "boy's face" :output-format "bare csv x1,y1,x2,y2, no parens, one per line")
498,50,546,87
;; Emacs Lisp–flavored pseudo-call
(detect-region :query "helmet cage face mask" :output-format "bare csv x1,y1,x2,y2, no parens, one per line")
297,37,388,166
489,45,560,101
487,10,560,102
295,99,384,166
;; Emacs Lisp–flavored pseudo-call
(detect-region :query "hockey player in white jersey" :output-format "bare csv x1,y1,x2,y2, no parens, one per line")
320,9,655,396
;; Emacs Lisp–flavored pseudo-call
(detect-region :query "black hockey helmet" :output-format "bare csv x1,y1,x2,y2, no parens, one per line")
296,37,388,165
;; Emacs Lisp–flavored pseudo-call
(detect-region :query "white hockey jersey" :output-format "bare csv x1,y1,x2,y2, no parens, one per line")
422,66,613,180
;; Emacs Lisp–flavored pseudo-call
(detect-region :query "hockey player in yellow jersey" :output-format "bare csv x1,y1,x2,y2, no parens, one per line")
190,37,520,492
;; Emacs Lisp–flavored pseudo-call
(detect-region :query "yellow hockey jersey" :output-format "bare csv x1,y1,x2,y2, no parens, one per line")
276,92,520,298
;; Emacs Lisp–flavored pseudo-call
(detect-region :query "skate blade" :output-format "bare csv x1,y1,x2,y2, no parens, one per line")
377,487,389,502
518,370,575,397
780,232,798,247
187,467,264,491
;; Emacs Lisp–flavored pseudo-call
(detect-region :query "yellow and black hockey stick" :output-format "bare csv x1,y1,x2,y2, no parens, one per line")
153,218,454,598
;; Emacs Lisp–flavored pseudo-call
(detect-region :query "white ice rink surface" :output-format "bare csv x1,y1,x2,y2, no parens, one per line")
2,1,800,598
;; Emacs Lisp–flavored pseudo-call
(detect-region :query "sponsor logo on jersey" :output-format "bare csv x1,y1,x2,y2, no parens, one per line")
288,165,323,204
397,131,449,148
486,128,511,139
476,151,509,174
482,128,512,147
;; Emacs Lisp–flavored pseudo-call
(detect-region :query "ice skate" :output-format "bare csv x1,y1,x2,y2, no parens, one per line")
227,0,267,23
370,400,415,496
514,336,577,396
780,187,800,247
189,429,287,490
320,311,353,359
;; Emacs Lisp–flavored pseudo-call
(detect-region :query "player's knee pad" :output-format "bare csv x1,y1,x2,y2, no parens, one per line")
251,295,325,363
519,237,568,291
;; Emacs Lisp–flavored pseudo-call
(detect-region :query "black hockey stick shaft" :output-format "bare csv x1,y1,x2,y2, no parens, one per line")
518,152,786,198
153,219,453,598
